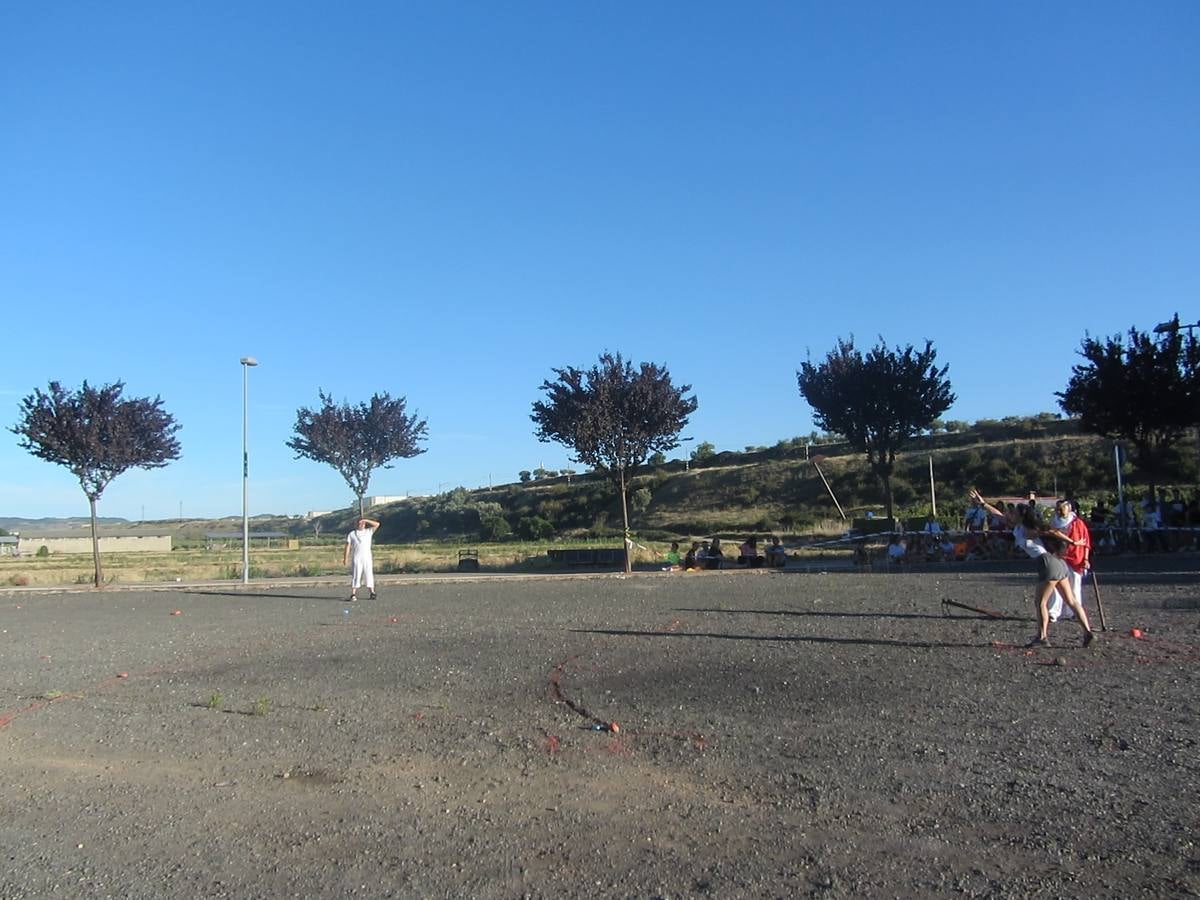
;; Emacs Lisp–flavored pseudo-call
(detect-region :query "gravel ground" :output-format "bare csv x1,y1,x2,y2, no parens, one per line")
1,557,1198,899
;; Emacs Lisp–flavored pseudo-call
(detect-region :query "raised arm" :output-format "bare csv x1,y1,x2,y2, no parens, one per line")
969,489,1005,520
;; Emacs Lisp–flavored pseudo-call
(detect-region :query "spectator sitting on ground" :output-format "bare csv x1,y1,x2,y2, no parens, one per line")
663,541,682,571
765,536,788,567
738,536,763,567
886,535,907,566
705,538,725,569
684,541,702,570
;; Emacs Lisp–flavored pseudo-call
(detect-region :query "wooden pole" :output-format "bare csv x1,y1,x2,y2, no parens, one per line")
811,460,846,520
929,455,937,517
1090,567,1109,632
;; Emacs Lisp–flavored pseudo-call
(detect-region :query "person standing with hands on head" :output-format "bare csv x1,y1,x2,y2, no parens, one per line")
343,517,381,601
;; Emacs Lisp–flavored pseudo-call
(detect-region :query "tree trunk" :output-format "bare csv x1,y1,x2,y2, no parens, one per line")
619,466,632,574
873,453,896,521
88,495,103,588
358,495,365,519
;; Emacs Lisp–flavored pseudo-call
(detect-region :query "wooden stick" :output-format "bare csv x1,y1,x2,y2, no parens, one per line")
1090,567,1109,632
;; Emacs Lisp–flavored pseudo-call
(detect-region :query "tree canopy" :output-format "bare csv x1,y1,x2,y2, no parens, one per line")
797,337,954,518
531,351,697,570
287,390,428,516
1057,317,1200,498
11,380,182,586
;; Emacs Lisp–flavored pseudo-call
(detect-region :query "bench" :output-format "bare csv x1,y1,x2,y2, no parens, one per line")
457,549,480,572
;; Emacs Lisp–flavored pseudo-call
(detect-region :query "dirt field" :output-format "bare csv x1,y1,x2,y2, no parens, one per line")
2,558,1198,898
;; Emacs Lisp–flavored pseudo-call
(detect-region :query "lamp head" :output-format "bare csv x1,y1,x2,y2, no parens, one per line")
240,357,259,366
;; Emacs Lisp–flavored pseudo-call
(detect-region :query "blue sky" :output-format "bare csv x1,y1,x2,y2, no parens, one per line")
2,2,1197,520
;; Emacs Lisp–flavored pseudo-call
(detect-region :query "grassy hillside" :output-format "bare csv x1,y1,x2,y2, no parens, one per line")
31,417,1184,548
310,417,1198,543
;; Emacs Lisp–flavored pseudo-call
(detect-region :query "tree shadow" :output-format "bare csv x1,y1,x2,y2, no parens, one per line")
180,589,337,601
674,606,1027,622
571,627,984,651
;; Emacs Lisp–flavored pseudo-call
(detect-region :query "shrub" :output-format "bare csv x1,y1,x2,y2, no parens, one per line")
36,545,50,558
517,516,554,541
480,515,511,541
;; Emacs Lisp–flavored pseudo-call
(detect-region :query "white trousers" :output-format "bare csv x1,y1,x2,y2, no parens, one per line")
1047,567,1083,621
351,554,374,590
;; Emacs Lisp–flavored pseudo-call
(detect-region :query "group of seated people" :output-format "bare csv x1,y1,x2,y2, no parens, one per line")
663,535,789,571
883,531,984,566
883,489,1200,566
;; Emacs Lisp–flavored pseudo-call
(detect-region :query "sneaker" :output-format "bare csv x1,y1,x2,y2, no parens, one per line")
348,594,357,602
369,591,377,600
1083,631,1096,649
1027,636,1051,648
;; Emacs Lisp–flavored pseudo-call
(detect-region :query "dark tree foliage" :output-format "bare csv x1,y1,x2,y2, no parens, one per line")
11,381,182,587
797,337,955,518
531,352,697,571
288,390,428,516
1058,317,1200,499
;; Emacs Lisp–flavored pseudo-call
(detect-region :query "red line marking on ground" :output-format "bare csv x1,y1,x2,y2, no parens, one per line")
545,653,710,751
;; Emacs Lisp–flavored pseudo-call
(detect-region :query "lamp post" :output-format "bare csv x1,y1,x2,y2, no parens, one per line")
1153,319,1200,336
680,436,695,471
240,356,258,584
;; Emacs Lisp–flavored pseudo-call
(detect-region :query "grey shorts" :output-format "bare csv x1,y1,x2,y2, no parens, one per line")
1037,553,1069,582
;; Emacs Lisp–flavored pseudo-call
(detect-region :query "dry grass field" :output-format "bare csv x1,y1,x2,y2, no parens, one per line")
0,541,683,588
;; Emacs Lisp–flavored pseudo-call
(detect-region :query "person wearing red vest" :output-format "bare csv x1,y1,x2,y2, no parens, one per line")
1049,499,1091,622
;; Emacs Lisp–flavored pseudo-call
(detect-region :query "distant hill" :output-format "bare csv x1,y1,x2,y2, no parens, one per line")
0,516,126,532
8,416,1195,543
306,415,1199,543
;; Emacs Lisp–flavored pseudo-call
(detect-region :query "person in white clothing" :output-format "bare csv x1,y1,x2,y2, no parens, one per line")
1048,499,1090,622
343,517,381,601
970,490,1095,647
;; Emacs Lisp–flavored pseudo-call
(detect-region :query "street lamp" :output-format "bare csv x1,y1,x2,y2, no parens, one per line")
240,356,258,584
1154,319,1200,336
680,436,695,472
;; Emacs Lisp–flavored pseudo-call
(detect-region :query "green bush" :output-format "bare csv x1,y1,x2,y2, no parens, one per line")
36,545,50,558
517,516,554,541
480,515,511,541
